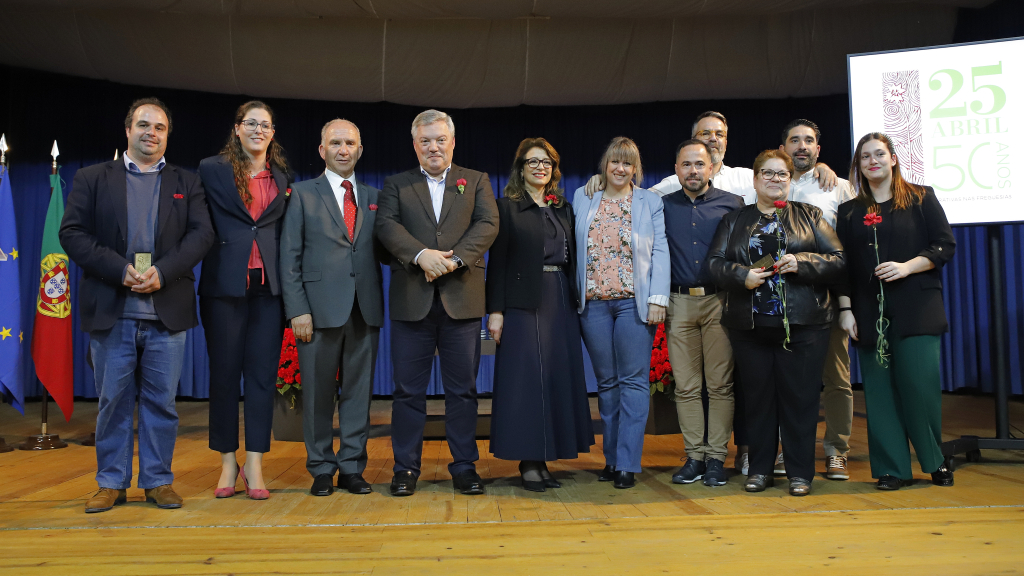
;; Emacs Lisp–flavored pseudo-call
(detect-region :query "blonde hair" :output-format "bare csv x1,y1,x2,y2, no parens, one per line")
597,137,644,189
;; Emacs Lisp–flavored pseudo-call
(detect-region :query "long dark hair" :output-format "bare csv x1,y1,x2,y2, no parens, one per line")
503,138,565,206
221,100,291,206
849,132,925,212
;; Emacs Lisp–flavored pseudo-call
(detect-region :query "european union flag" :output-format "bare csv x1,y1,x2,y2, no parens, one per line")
0,164,24,413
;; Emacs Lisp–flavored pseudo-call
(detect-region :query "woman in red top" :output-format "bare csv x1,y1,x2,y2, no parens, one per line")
198,101,292,500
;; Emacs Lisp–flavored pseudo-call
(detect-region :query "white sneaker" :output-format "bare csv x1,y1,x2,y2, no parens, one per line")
774,452,786,475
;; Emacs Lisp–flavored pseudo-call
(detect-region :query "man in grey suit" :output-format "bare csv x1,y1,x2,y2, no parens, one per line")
375,109,499,496
280,119,385,496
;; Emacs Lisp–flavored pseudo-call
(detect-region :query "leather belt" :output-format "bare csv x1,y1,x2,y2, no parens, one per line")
671,284,717,296
542,265,563,272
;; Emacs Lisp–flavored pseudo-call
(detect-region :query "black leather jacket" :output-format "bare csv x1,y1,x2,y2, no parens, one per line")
707,202,845,331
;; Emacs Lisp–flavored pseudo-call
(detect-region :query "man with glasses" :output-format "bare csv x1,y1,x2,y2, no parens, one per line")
662,140,744,488
777,118,857,480
60,98,214,513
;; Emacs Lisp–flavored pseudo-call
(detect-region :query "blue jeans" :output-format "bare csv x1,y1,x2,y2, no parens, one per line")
90,319,186,489
579,299,655,473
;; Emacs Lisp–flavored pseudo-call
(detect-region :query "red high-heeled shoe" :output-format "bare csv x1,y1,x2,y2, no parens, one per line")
214,462,239,498
240,465,269,500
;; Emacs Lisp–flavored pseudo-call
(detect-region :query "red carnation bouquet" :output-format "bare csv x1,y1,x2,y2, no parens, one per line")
649,324,674,395
276,328,302,407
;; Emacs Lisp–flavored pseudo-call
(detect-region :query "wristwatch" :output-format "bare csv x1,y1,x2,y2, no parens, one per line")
450,255,465,268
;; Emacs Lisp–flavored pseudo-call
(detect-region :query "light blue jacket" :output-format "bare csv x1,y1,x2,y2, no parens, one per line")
572,186,670,322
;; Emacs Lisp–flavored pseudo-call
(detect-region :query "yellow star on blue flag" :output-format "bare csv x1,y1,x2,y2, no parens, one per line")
0,164,25,414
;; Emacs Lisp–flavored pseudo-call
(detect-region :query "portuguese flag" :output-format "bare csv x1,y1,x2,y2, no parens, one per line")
31,173,73,421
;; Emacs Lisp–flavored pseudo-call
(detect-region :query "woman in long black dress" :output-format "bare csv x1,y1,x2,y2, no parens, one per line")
486,138,595,492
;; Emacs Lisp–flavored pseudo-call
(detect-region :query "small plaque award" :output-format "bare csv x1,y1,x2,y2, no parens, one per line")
134,252,152,274
749,254,775,270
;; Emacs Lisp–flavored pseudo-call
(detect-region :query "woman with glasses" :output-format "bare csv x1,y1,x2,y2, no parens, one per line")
486,138,595,492
707,149,844,496
835,133,955,490
198,101,292,500
572,137,670,489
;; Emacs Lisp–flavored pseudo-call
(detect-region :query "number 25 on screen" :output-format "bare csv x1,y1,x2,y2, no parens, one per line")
929,62,1005,118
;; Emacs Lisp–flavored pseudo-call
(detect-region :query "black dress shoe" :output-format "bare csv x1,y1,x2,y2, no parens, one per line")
337,473,372,494
598,465,616,482
876,475,910,490
931,464,954,486
744,474,774,492
310,474,335,496
390,471,417,497
539,464,561,488
613,470,635,489
452,470,485,495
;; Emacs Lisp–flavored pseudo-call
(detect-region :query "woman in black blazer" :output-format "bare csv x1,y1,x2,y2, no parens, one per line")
486,138,595,492
198,100,292,500
835,132,956,491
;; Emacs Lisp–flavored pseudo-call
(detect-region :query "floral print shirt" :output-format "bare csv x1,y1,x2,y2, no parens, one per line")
748,213,787,315
586,194,634,300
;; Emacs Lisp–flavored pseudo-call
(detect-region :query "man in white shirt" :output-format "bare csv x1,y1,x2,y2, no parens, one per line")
647,111,838,202
778,118,857,481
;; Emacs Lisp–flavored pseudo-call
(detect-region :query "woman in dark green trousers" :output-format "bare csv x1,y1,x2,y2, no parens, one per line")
835,132,956,491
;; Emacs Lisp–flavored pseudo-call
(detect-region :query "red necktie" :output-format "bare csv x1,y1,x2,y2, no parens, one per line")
342,180,357,241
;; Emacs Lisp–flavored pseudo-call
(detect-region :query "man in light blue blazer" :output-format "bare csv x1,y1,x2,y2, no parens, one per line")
570,137,670,489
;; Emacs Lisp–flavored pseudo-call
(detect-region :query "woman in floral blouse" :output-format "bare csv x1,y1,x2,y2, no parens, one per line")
572,137,670,489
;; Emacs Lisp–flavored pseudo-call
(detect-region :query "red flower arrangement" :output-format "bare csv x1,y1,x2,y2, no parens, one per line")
649,324,674,395
456,178,467,194
276,328,302,407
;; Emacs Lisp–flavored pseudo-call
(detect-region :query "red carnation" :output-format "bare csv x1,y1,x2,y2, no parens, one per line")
773,200,787,209
369,204,378,211
864,212,883,226
545,194,558,207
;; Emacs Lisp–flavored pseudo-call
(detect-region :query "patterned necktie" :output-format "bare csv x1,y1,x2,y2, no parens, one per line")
342,180,357,241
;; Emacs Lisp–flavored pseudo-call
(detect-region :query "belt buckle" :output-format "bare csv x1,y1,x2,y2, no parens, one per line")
688,287,706,296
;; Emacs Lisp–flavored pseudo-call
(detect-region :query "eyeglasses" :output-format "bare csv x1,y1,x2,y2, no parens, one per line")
759,169,792,181
241,119,275,133
525,158,553,169
695,130,727,140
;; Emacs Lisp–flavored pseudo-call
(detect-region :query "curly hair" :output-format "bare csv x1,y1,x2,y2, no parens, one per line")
220,100,291,207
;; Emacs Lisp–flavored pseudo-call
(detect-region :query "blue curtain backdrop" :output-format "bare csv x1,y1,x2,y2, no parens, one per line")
3,0,1024,403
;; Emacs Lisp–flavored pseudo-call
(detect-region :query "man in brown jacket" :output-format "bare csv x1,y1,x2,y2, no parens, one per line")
375,109,498,497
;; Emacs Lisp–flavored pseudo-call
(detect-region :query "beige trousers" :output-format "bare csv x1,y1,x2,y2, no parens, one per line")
822,315,853,457
666,293,734,462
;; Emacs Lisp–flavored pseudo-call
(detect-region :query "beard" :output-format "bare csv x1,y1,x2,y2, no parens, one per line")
792,151,817,172
682,177,707,193
708,148,723,165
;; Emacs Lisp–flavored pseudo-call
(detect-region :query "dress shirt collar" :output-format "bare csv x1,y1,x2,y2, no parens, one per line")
420,164,452,184
123,152,166,173
324,167,357,196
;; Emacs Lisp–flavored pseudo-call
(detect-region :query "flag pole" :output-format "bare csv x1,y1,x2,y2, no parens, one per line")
0,135,13,453
21,141,67,451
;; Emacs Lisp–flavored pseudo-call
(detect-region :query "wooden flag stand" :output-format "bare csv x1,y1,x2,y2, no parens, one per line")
19,391,67,450
0,436,13,453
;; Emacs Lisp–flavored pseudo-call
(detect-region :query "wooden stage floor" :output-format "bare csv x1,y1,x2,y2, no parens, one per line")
2,392,1024,575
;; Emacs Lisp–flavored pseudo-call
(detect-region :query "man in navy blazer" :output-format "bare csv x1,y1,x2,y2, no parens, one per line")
59,98,214,513
280,119,385,496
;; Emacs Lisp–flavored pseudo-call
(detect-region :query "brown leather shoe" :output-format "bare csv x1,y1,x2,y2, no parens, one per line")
144,484,183,509
85,488,127,513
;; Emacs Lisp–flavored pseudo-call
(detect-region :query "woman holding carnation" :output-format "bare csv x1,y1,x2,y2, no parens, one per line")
487,138,594,492
835,133,956,491
707,149,844,496
198,101,292,500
